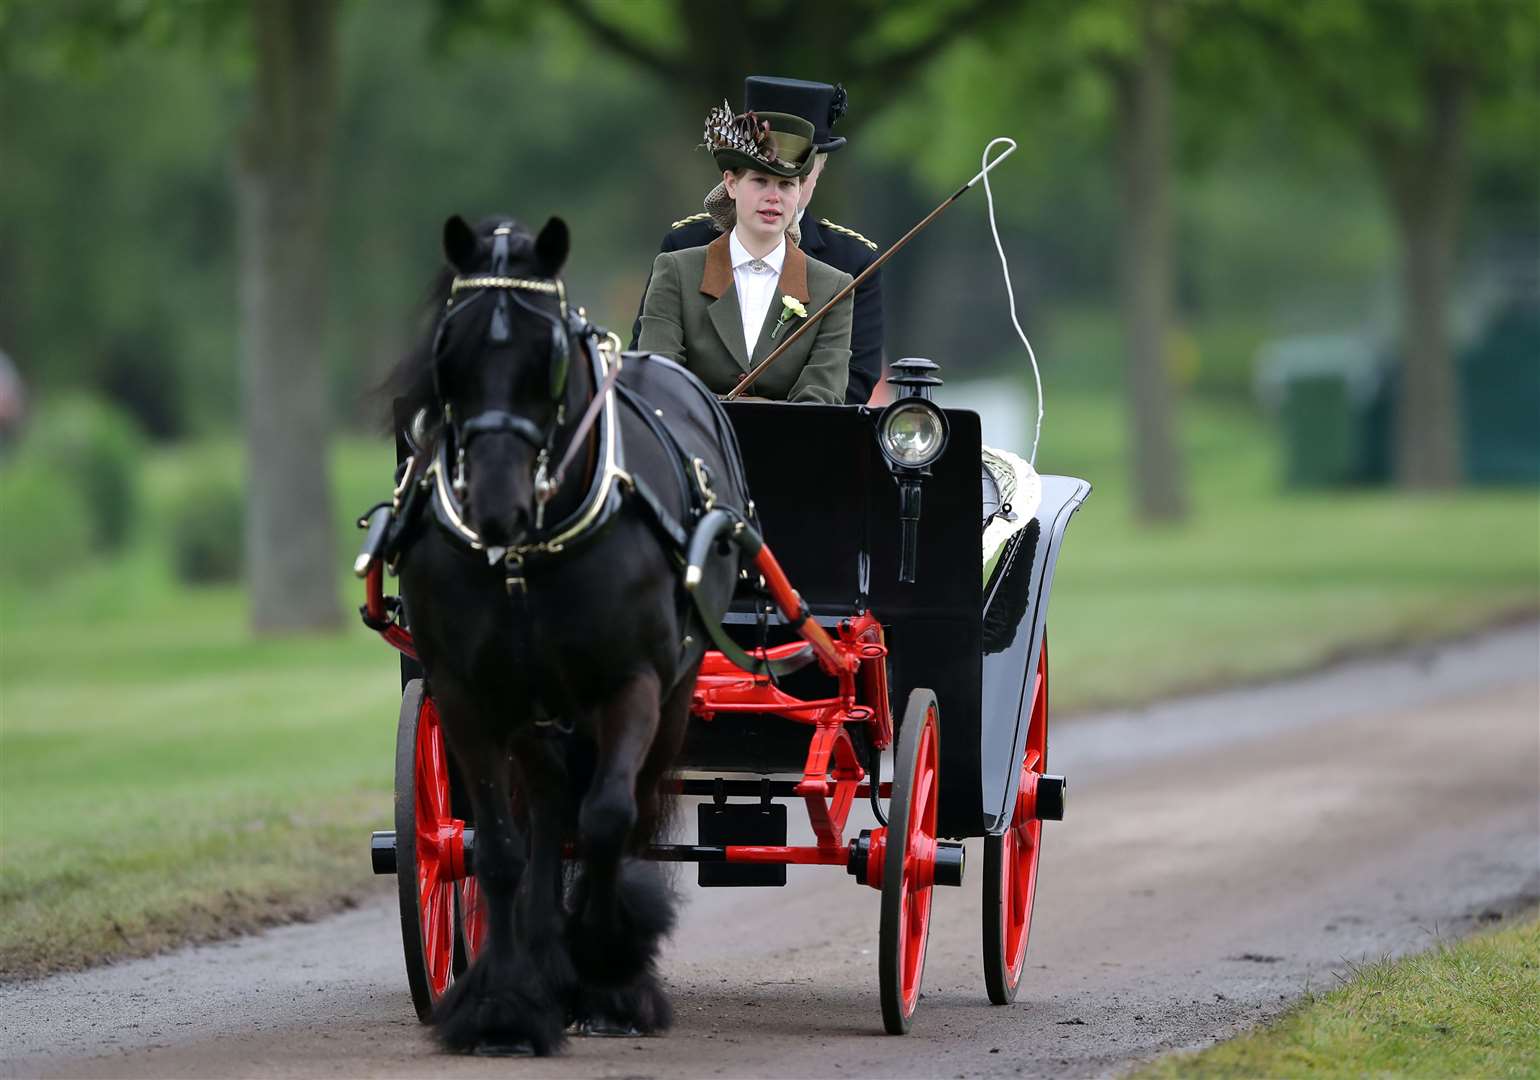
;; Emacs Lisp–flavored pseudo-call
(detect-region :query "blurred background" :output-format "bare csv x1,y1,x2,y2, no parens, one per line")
0,0,1536,976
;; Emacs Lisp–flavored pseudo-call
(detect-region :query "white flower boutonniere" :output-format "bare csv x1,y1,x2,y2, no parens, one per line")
770,295,808,340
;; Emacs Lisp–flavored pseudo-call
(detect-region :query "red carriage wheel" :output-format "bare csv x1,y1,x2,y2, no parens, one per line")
879,689,941,1035
394,679,460,1021
455,875,487,970
983,636,1048,1004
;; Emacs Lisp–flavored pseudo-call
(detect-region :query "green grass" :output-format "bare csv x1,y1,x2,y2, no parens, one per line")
0,439,403,977
0,403,1536,978
1133,913,1540,1079
1038,392,1539,711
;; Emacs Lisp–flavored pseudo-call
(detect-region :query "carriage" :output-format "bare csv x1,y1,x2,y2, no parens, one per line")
361,352,1089,1036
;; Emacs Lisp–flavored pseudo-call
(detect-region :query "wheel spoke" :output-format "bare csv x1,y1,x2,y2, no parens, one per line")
420,706,451,821
424,884,452,992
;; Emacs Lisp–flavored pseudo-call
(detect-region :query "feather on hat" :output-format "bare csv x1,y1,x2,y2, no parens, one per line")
701,101,816,178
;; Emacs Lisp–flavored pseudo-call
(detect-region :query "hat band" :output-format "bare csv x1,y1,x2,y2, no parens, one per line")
768,131,812,164
718,130,812,170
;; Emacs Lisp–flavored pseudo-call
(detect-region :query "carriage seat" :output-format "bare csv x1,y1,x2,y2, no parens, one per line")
981,446,1041,588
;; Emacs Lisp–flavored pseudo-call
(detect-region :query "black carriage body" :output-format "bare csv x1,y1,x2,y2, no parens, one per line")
979,473,1090,835
678,403,1088,840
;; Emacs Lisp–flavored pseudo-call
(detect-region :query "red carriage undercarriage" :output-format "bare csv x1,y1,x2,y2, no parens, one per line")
365,389,1088,1036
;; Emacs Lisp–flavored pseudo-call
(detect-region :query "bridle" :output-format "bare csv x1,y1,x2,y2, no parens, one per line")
433,223,583,527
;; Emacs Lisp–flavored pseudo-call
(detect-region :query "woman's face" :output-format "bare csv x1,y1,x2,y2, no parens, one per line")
724,169,801,246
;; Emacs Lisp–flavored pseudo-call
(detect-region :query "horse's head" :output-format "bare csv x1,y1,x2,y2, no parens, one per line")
432,214,573,547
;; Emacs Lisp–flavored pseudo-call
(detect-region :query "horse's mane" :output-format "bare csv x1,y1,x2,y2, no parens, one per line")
382,217,536,434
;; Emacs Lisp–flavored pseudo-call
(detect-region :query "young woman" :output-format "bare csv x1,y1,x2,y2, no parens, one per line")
638,106,852,403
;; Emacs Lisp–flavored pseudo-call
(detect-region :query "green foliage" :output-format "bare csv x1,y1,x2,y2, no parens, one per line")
0,459,93,588
0,0,247,79
24,394,145,552
0,40,236,430
1133,914,1540,1079
1226,0,1540,132
167,474,243,585
1,0,1533,440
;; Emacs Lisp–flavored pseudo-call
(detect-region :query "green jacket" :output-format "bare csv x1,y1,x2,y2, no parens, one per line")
637,232,853,403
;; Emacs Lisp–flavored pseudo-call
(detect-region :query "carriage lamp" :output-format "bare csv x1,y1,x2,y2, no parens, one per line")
878,358,950,583
878,400,949,469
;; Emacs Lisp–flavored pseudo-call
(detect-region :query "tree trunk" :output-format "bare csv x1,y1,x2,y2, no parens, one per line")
1378,65,1469,490
1113,0,1187,522
236,0,342,632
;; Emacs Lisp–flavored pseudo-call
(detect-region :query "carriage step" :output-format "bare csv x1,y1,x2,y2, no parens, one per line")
1036,775,1067,821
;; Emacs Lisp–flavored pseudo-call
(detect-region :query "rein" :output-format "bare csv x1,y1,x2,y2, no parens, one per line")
539,339,624,514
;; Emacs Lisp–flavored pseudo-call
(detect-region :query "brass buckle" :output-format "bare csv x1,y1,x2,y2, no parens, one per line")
692,457,718,511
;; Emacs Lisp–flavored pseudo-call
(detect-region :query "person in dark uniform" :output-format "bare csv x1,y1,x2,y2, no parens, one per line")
630,76,883,405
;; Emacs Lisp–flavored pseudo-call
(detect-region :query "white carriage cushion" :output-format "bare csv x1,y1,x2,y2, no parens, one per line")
981,446,1042,586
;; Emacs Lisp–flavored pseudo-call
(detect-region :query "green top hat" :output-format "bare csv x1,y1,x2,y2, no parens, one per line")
702,101,816,178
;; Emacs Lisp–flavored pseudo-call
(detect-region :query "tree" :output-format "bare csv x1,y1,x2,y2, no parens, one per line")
872,0,1194,521
1107,0,1187,520
1229,0,1539,488
237,0,343,631
3,0,344,630
434,0,1018,128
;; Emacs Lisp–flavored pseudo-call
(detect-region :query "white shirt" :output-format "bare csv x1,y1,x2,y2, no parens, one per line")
729,231,786,357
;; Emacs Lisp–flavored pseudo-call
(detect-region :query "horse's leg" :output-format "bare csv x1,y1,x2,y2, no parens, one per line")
635,669,694,844
509,739,580,1032
570,671,691,1035
433,731,571,1055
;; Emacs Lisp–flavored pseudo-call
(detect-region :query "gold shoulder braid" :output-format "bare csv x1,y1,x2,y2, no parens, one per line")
670,211,713,230
819,218,878,251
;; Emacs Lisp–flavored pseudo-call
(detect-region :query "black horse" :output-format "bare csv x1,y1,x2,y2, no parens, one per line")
388,215,750,1054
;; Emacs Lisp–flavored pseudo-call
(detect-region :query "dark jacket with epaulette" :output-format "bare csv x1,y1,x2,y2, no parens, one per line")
630,213,883,405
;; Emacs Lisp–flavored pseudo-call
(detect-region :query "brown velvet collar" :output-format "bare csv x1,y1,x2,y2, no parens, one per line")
699,232,811,303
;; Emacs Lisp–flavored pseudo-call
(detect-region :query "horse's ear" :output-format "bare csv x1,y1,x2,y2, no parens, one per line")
534,217,569,277
443,215,478,272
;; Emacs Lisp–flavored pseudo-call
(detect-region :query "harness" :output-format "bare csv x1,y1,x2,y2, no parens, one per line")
371,265,732,591
356,227,779,700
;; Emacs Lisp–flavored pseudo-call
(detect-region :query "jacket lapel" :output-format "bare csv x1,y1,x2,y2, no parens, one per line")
700,234,749,372
750,243,813,364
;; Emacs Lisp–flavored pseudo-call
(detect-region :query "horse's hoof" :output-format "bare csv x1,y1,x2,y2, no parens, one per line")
468,1040,538,1057
571,1017,648,1038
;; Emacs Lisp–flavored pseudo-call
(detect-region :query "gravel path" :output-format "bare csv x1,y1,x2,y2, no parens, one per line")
4,623,1536,1079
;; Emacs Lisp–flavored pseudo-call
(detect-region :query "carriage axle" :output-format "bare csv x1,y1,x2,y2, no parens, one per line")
369,826,966,887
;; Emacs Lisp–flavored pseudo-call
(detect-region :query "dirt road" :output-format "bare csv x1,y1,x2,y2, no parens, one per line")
5,624,1537,1079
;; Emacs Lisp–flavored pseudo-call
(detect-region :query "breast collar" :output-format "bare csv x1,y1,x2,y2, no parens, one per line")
424,336,629,567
